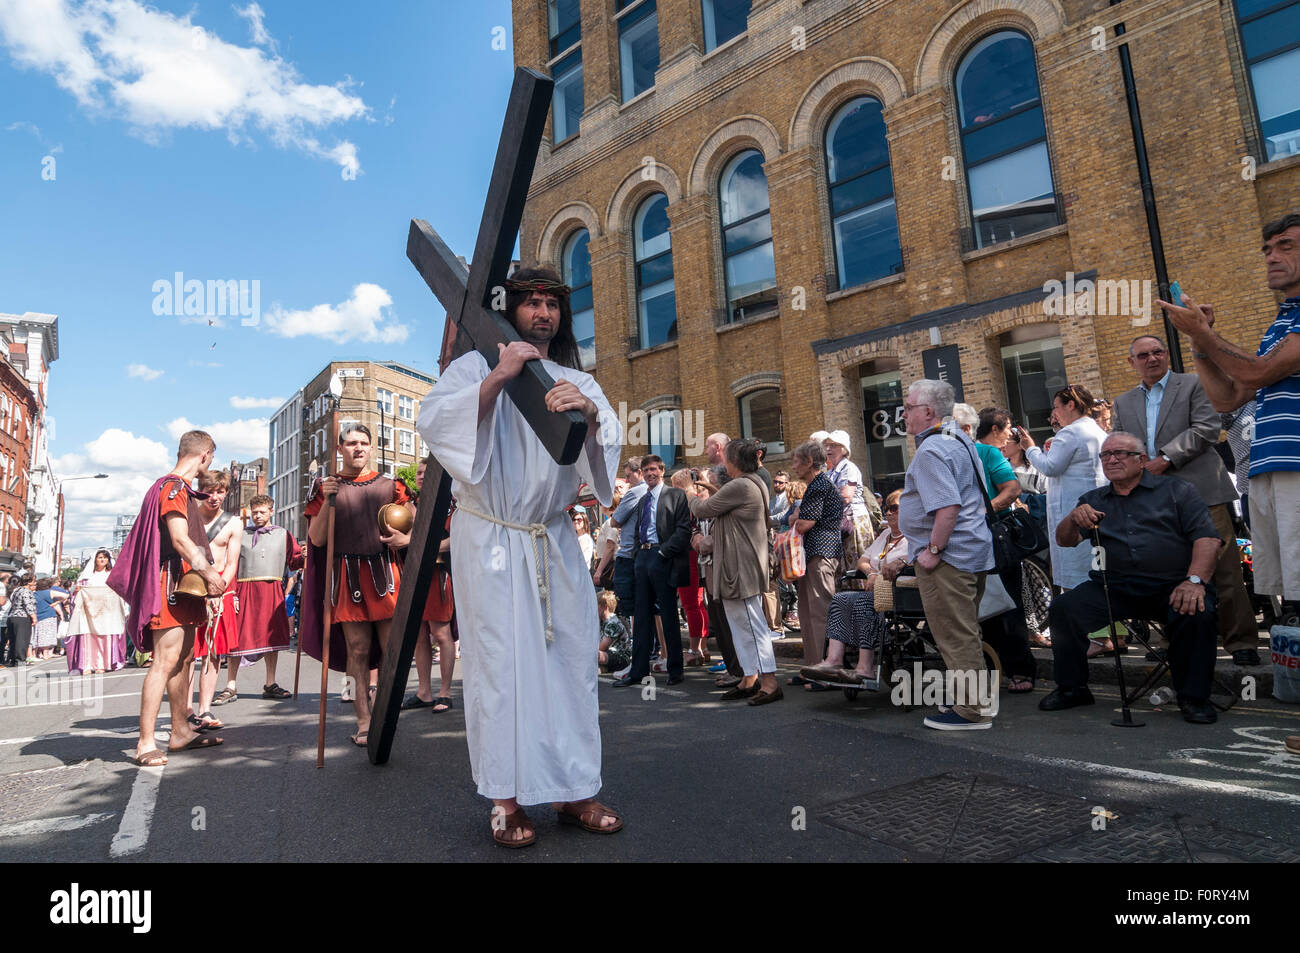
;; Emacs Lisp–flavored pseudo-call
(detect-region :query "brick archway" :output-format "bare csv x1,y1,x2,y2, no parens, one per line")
914,0,1066,93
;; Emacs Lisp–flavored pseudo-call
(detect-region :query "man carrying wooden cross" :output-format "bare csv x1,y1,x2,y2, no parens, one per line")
417,265,623,848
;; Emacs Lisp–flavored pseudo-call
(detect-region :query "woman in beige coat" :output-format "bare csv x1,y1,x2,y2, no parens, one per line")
688,439,782,706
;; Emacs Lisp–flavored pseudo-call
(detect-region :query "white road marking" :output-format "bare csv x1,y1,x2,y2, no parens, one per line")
0,691,141,710
1024,754,1300,806
0,727,166,747
0,812,115,838
110,763,164,858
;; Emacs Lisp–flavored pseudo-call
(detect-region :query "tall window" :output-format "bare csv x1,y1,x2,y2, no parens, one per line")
702,0,751,51
1237,0,1300,160
548,0,583,142
376,388,393,414
738,388,784,454
563,230,596,370
859,361,908,495
720,150,778,322
956,30,1058,248
825,97,903,289
1000,325,1067,445
618,0,659,102
399,430,415,455
397,394,414,420
634,193,677,349
649,410,681,466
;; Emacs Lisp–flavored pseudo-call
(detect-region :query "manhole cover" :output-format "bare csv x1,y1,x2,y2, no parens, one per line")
820,772,1300,862
0,763,93,824
818,772,1084,861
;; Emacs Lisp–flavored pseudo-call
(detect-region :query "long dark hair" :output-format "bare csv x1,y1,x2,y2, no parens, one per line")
506,265,581,371
94,548,113,570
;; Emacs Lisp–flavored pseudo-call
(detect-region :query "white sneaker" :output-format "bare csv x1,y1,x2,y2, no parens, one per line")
613,664,632,679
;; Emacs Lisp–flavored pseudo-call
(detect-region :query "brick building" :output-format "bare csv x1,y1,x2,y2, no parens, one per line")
0,357,37,561
283,361,434,540
221,457,269,521
513,0,1300,490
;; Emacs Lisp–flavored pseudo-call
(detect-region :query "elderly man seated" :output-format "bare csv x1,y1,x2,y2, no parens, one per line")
1040,431,1223,723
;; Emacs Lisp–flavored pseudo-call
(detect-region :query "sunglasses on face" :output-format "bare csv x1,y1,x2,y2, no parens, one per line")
1099,450,1143,460
886,504,899,513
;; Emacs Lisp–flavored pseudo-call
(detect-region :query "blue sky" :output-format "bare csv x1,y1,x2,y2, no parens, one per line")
0,0,517,551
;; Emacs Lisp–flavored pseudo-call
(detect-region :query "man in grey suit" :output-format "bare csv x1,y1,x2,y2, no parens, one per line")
1112,335,1260,665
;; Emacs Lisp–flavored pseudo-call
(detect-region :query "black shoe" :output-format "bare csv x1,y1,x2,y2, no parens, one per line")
1180,699,1217,724
1145,648,1168,661
611,676,637,688
1231,649,1261,667
400,693,435,710
666,674,684,685
720,683,760,700
1038,686,1095,711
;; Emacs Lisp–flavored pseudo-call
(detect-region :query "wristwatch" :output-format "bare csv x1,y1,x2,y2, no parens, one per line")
927,542,942,556
1185,575,1204,586
1159,454,1172,466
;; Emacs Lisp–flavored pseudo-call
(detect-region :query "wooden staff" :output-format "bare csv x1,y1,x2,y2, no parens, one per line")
317,405,340,768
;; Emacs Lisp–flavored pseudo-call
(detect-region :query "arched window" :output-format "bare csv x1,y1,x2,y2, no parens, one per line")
562,230,595,370
956,30,1058,249
634,194,677,349
649,409,681,466
720,150,777,322
738,387,784,454
1236,0,1300,160
824,97,902,289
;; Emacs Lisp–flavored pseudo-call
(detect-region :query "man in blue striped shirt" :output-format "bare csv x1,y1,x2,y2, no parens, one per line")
1163,213,1300,602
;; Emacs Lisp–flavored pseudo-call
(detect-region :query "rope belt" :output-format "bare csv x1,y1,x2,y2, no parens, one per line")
454,500,557,645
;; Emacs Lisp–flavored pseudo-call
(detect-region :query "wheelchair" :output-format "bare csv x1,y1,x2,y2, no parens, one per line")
833,565,1002,708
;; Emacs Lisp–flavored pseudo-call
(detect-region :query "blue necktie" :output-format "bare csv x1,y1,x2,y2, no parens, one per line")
639,489,654,545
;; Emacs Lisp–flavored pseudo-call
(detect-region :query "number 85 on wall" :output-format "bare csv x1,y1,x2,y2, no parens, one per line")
871,406,908,440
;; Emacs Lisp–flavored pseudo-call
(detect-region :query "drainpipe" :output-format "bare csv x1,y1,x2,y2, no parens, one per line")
1112,4,1184,370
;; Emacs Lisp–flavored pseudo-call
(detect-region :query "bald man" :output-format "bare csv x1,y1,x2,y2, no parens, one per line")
705,433,729,468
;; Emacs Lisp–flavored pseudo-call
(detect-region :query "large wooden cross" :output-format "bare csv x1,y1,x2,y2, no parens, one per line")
367,66,587,765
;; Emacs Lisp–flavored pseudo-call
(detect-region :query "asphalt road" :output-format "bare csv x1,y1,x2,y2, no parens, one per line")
2,650,1298,862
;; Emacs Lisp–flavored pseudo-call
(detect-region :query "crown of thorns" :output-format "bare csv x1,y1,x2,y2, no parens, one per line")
505,277,571,297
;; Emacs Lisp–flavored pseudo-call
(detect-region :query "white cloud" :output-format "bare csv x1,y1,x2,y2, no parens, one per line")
0,0,367,174
230,395,283,410
264,283,408,344
166,416,268,461
125,362,163,380
234,2,272,49
54,427,174,552
84,427,171,471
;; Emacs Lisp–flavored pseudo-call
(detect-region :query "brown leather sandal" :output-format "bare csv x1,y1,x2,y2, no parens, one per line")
492,807,536,848
555,799,623,834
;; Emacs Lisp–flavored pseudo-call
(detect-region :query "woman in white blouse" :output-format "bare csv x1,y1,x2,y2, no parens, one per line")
1020,385,1108,590
799,490,909,688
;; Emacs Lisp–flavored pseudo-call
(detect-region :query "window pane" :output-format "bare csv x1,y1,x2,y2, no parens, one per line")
570,283,593,314
720,150,769,224
834,197,902,288
1251,48,1300,159
573,306,596,370
564,229,592,287
649,410,681,464
1240,4,1300,60
1237,0,1287,17
961,104,1045,164
637,250,674,287
740,388,784,453
723,212,773,255
639,280,677,348
634,194,671,259
829,166,894,216
619,4,659,101
725,240,777,305
702,0,751,51
548,0,581,56
968,141,1056,244
1001,337,1067,444
826,97,889,183
552,52,583,141
956,31,1041,130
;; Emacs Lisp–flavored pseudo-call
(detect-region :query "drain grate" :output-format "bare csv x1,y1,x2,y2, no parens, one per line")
817,772,1300,862
818,772,1085,862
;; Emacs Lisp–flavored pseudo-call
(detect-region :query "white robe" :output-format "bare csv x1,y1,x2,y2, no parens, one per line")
1025,416,1108,589
417,350,620,804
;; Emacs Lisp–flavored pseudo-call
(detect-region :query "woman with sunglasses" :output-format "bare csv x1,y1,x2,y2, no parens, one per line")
1019,385,1108,594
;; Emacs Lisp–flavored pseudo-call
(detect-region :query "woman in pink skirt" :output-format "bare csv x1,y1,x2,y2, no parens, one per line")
66,550,128,675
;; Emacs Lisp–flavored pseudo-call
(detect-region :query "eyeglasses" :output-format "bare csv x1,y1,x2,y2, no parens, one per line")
1098,450,1143,460
902,402,924,412
1132,349,1166,361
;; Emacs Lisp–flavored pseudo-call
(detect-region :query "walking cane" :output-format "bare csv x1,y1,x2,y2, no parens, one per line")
292,576,302,699
1092,527,1143,728
316,489,338,768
